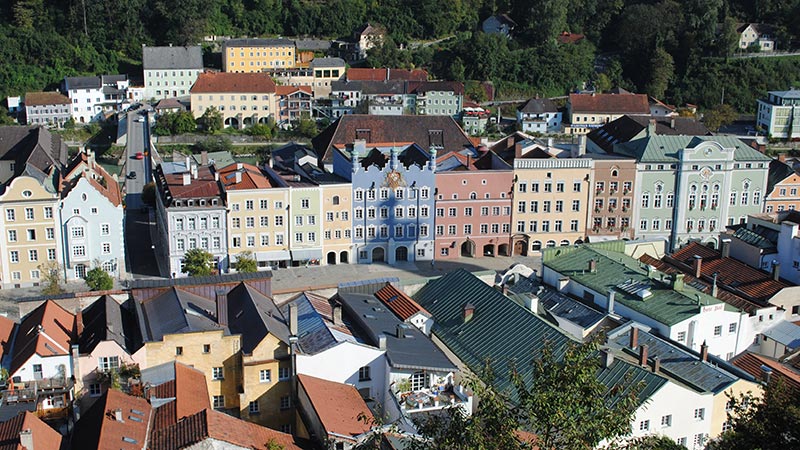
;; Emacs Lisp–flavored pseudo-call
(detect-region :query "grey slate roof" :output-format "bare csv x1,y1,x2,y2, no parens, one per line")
762,321,800,349
0,126,67,182
142,45,203,70
614,135,771,163
227,283,289,354
413,269,667,402
732,227,777,251
280,293,338,355
78,296,142,355
607,324,746,394
140,287,226,341
518,98,558,114
64,76,101,90
538,287,606,329
224,38,295,48
337,280,455,372
767,159,796,195
587,115,711,153
310,57,346,68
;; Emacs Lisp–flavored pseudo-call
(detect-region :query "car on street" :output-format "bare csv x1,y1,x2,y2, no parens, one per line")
135,152,144,160
127,171,137,179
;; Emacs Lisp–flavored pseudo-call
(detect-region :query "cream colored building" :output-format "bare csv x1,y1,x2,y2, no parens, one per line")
218,162,292,269
321,184,353,265
268,57,347,97
239,328,294,430
511,155,591,254
190,72,277,129
223,38,296,72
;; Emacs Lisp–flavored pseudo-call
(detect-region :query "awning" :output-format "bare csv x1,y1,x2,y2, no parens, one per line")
255,250,291,261
290,248,323,261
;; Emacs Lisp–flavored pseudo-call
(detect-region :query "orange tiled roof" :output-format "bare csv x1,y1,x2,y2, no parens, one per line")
375,284,429,321
669,241,789,302
0,315,15,362
217,163,275,190
569,93,649,114
731,352,800,391
346,68,428,82
10,300,75,376
276,85,312,96
72,389,153,450
191,72,276,94
0,411,63,450
60,153,123,206
150,362,211,430
161,166,223,200
297,374,373,440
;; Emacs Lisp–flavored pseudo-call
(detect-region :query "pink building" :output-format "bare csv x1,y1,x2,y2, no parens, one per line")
434,149,514,259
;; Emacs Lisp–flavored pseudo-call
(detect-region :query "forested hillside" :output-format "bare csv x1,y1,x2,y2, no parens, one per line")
2,0,800,112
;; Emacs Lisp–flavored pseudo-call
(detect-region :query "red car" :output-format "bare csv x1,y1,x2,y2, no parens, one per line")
135,152,144,160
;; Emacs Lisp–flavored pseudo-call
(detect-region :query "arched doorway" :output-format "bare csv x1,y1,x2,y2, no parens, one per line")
224,117,239,128
531,241,542,251
258,117,271,124
513,238,528,256
460,240,476,257
243,117,254,127
327,252,337,265
560,240,570,247
395,246,408,261
546,240,556,248
339,251,348,263
482,244,495,256
372,247,385,262
498,243,510,256
575,239,584,245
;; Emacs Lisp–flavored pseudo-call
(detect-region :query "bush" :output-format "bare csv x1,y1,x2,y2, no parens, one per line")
85,267,114,290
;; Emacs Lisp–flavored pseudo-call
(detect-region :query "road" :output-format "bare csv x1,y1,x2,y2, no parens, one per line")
124,109,151,210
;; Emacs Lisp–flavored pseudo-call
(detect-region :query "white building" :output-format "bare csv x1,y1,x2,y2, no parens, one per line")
63,76,104,124
757,89,800,139
8,301,75,383
516,97,562,134
142,45,204,100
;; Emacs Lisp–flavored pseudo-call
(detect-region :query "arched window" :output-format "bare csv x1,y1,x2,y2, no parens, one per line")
332,195,340,205
469,192,477,200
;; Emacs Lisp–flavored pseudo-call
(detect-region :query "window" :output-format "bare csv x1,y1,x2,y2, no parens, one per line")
98,356,120,372
260,369,271,382
639,420,650,431
677,437,687,446
212,367,224,380
24,208,33,220
572,200,580,212
89,383,102,396
7,230,15,242
213,396,225,409
556,182,564,192
203,344,211,353
714,325,722,336
661,414,672,427
176,346,183,356
72,246,85,257
641,194,649,208
102,242,111,254
693,434,705,448
359,366,371,381
694,408,705,421
249,401,260,414
44,207,53,219
47,249,56,260
573,182,581,192
101,223,110,235
71,226,85,238
279,367,290,381
5,209,14,221
677,331,686,342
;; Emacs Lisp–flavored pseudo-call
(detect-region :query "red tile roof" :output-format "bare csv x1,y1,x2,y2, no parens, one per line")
150,362,211,429
191,72,276,94
10,300,75,376
275,85,312,96
731,352,800,391
0,411,63,450
346,68,428,82
151,408,306,450
668,241,789,302
297,374,373,440
569,93,649,115
24,91,71,106
0,315,15,363
72,389,152,450
557,32,585,44
159,165,223,201
60,152,123,206
217,163,275,190
375,284,429,321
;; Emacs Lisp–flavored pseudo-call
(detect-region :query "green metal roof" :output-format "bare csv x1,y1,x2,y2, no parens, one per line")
413,269,666,404
542,244,738,326
615,135,771,163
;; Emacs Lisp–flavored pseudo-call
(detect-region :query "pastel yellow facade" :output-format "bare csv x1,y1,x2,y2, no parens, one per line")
239,333,293,430
227,188,290,269
223,40,297,72
144,330,242,411
191,92,277,129
710,379,761,439
0,176,60,288
321,184,353,265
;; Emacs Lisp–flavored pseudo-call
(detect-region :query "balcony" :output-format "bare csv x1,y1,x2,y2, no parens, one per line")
397,383,471,414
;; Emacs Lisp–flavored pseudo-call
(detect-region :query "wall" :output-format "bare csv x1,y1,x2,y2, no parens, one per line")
239,333,293,430
710,379,761,439
144,69,202,99
13,353,71,381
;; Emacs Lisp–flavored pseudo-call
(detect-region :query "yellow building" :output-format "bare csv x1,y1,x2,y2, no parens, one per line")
223,38,296,72
190,72,277,130
512,152,591,254
321,183,353,265
218,162,291,269
710,378,760,439
0,176,60,288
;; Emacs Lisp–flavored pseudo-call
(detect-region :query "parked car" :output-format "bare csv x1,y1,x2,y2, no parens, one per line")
135,152,143,159
127,171,137,179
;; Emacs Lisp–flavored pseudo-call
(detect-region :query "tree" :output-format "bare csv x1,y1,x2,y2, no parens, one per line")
84,266,114,290
644,47,674,100
706,379,797,450
513,336,644,449
141,182,156,206
172,111,197,134
198,107,223,134
182,248,215,277
293,116,318,138
231,251,257,273
703,104,738,132
39,261,63,295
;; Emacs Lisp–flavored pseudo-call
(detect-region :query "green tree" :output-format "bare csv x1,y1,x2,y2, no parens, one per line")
231,251,257,273
198,107,223,134
464,81,487,103
706,379,797,450
182,248,215,276
645,47,674,100
703,104,738,132
513,336,644,449
39,261,63,295
141,182,156,206
172,111,197,134
293,116,318,138
84,266,114,290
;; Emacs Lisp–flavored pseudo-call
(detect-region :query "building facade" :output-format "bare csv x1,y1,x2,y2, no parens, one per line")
223,38,296,72
275,86,312,127
190,72,277,129
566,93,650,135
63,76,104,124
142,45,204,100
756,89,800,139
586,156,638,241
23,92,71,127
765,159,800,213
516,98,562,134
267,57,347,98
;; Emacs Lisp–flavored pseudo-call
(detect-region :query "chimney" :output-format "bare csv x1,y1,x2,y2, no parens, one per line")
630,327,639,349
185,155,191,170
214,171,219,181
19,429,33,450
547,137,554,148
332,303,342,326
607,291,615,314
712,272,719,298
396,324,405,338
514,142,523,158
721,238,731,258
201,151,208,166
76,310,84,336
577,135,586,156
672,273,685,291
588,259,597,273
772,261,781,281
236,162,243,170
378,334,387,350
700,340,708,362
215,289,228,327
647,119,656,136
114,408,124,422
638,344,648,366
501,284,509,296
462,304,475,323
601,349,614,368
693,255,703,278
761,365,773,384
234,171,242,184
778,153,787,163
289,302,298,337
182,172,191,185
670,117,676,129
652,356,660,373
191,165,198,180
